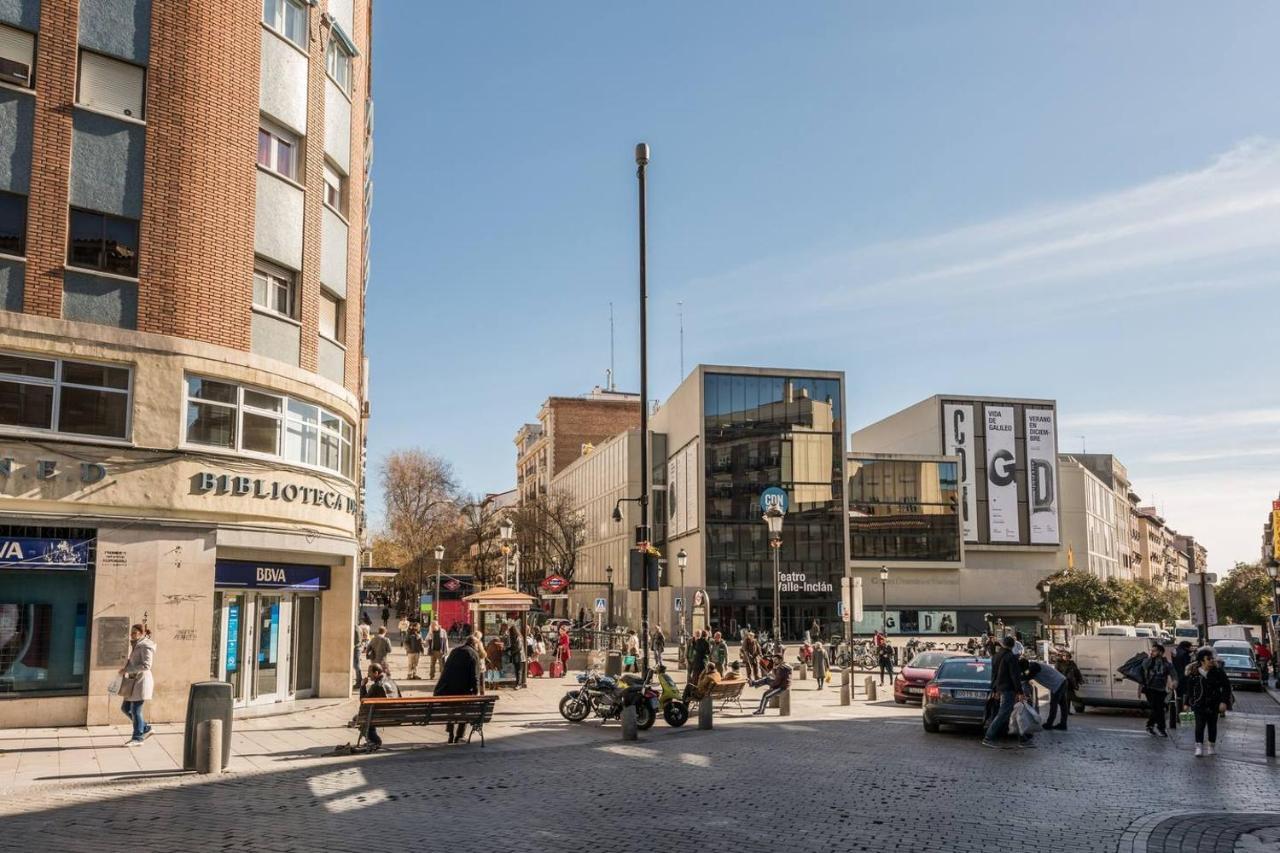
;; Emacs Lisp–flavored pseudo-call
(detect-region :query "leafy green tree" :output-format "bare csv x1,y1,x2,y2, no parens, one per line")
1044,570,1114,625
1215,562,1275,626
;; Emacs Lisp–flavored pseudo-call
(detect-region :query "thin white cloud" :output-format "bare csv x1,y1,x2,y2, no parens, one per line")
1062,408,1280,433
694,137,1280,322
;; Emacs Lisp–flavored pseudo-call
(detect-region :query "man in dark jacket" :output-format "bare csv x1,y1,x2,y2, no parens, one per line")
434,636,485,743
1171,641,1193,704
1138,644,1173,737
359,664,399,750
1055,651,1083,713
404,625,426,680
690,630,711,683
983,636,1024,748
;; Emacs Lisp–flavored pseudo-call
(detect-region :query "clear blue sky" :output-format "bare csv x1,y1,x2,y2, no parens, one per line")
367,3,1280,568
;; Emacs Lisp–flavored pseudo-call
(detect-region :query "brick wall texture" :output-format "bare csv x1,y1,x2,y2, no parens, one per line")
548,399,642,478
16,0,369,400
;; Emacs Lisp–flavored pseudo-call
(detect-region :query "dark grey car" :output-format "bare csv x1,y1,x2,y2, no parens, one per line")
922,656,994,733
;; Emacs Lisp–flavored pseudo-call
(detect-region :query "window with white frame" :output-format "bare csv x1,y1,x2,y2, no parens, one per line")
263,0,308,49
319,290,345,343
185,376,354,477
325,35,352,95
0,23,35,88
257,120,298,180
0,352,131,439
322,163,346,215
77,49,145,119
253,257,297,320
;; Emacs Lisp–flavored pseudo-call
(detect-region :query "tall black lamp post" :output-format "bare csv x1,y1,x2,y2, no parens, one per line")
635,141,652,676
764,506,783,641
605,564,614,629
879,565,889,635
432,544,444,624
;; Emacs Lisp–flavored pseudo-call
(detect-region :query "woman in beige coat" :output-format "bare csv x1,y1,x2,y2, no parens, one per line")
117,623,156,746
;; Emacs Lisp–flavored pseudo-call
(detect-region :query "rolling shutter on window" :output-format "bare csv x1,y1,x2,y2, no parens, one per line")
0,25,35,87
78,51,145,119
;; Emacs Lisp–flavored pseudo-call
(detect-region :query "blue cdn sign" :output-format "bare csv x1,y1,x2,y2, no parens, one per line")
214,560,331,590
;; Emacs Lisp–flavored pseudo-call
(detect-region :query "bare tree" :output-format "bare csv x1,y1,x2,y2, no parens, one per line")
512,490,587,613
380,449,460,611
457,494,509,589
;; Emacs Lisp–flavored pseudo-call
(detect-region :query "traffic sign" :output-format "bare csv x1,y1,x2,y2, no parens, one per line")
674,597,683,612
540,574,569,593
594,597,607,613
759,486,789,514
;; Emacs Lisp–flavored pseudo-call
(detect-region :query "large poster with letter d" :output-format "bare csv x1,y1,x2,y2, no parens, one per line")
1025,408,1059,544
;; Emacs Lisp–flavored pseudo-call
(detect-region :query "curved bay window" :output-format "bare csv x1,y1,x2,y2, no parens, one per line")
702,373,845,641
848,458,961,562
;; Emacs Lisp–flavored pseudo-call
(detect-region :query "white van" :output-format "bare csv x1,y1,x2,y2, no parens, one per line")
1071,635,1155,711
1208,625,1257,644
1135,622,1162,637
1173,621,1199,644
1096,625,1137,637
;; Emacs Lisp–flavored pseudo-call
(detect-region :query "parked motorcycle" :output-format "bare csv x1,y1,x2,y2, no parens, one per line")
559,669,657,729
654,666,689,727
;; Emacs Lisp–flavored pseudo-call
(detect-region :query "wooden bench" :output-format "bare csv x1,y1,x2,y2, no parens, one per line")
346,695,498,751
693,679,747,714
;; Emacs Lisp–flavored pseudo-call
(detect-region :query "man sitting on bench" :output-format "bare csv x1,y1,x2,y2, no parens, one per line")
358,663,399,750
434,634,485,744
751,654,791,715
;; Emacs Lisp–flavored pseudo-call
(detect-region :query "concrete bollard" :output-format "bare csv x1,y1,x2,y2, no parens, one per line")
779,689,791,716
842,667,850,686
864,677,877,702
1267,724,1275,759
798,663,808,681
621,705,639,740
196,719,223,774
840,680,851,706
698,698,713,730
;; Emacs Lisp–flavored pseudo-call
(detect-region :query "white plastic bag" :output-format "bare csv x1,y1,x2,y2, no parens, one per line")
1013,699,1042,736
106,674,123,695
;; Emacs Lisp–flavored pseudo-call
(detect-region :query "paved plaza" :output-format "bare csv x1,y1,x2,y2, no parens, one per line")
0,648,1276,853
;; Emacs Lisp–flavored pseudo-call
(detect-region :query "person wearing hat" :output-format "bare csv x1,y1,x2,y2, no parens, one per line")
1183,647,1232,757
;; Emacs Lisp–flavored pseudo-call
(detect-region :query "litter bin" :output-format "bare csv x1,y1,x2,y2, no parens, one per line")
605,650,623,677
184,681,233,771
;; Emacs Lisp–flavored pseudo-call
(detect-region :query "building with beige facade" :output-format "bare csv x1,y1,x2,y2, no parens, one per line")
0,0,372,727
1057,454,1130,581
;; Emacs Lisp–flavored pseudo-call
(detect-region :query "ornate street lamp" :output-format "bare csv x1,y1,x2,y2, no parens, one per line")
764,506,784,642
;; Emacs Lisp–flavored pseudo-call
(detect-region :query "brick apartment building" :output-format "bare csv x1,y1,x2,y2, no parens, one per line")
514,387,641,505
0,0,372,726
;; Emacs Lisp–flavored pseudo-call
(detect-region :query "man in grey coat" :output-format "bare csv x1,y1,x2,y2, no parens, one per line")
117,623,156,746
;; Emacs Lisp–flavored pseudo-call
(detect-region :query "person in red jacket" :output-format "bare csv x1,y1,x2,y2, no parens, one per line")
1253,640,1272,682
556,625,571,669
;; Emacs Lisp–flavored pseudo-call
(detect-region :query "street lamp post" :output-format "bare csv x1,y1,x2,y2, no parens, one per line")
879,566,889,636
1043,581,1052,642
635,141,653,677
677,548,688,640
432,544,444,625
499,519,514,588
1267,560,1279,687
605,564,614,629
764,507,784,642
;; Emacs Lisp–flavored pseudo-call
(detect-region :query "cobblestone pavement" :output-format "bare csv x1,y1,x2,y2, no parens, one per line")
0,691,1276,853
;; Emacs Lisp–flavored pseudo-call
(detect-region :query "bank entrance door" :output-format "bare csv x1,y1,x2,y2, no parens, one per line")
212,561,331,707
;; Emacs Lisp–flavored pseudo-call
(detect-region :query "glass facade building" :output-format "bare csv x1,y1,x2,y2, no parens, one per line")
701,372,845,640
848,458,962,562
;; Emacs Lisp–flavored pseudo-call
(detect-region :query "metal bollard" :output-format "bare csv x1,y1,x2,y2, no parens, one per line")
621,705,638,740
698,698,713,730
864,677,877,702
196,719,223,774
779,689,791,716
1267,724,1275,759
